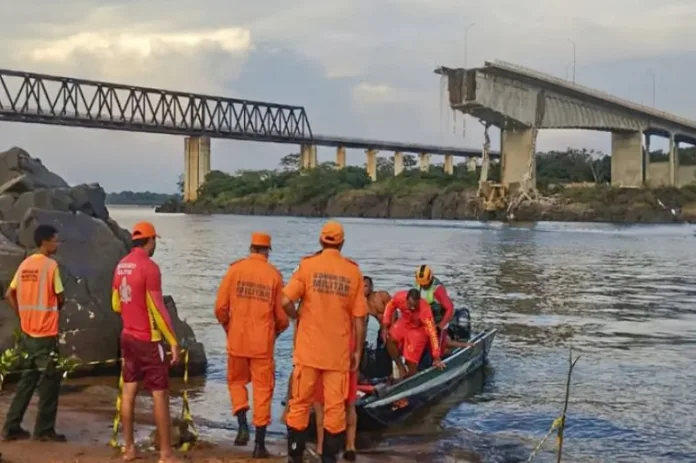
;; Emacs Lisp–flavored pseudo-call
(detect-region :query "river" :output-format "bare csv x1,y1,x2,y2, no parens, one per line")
109,206,696,463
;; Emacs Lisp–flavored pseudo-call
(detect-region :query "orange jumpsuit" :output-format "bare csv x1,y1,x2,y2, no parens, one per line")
383,290,441,365
284,249,367,434
214,254,289,427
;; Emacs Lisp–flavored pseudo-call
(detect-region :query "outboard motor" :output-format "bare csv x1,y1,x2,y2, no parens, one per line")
447,308,472,342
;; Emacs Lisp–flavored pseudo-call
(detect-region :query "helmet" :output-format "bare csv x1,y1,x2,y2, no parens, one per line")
415,265,434,287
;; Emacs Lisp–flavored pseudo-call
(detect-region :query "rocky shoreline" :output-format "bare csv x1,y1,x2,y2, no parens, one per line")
0,147,207,378
156,184,696,224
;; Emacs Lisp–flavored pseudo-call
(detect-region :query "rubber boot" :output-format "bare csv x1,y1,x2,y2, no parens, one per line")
321,430,345,463
286,427,306,463
252,426,270,459
234,409,250,446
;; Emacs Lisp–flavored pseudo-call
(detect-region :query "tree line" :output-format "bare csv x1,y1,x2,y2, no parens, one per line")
167,145,696,205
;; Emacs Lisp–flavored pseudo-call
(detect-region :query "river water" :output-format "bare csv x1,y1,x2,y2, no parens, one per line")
109,206,696,463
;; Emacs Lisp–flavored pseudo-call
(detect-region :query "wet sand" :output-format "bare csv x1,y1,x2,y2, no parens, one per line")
0,380,288,463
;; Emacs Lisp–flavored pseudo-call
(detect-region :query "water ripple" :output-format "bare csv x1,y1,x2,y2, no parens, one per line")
109,206,696,462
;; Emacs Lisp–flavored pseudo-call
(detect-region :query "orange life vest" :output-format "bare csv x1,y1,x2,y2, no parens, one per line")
16,254,60,337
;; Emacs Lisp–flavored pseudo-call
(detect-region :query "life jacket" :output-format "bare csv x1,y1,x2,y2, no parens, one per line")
414,276,444,324
16,254,60,337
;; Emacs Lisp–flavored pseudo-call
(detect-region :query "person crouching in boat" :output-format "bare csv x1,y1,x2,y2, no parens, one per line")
382,289,445,378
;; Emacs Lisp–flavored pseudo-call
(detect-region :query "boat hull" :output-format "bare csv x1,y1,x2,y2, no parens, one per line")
355,328,497,432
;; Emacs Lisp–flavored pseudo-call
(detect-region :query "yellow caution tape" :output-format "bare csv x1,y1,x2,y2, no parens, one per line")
107,349,197,454
525,415,564,463
0,343,197,454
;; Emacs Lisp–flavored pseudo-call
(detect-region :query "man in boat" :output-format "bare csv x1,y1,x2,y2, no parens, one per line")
214,232,289,458
364,276,391,327
382,289,445,378
282,221,367,463
414,265,454,345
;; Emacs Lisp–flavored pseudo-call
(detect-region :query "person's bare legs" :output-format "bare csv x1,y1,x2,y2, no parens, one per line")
152,390,181,463
404,361,419,378
314,402,324,455
385,337,407,378
121,382,138,461
344,402,357,460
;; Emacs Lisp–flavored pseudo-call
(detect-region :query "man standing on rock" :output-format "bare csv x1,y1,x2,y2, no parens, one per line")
111,221,181,463
214,232,289,458
2,224,67,443
282,221,367,463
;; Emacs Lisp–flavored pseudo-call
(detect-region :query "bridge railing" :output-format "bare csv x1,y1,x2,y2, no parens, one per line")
0,69,313,143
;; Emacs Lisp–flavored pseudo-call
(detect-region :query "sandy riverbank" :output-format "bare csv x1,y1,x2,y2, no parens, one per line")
0,378,287,463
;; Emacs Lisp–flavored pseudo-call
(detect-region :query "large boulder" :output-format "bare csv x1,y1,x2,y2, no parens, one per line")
0,147,69,193
0,147,207,377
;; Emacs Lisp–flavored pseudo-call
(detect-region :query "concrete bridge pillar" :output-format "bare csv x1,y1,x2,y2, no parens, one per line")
366,149,378,181
444,154,454,175
501,128,535,188
419,153,431,172
669,134,679,186
300,144,317,169
183,135,211,202
336,146,346,169
394,152,404,176
611,131,643,188
466,157,477,172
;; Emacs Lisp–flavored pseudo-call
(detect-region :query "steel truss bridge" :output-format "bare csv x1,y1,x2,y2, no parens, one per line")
0,68,490,157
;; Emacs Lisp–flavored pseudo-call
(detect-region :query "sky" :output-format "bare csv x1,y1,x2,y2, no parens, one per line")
1,0,696,193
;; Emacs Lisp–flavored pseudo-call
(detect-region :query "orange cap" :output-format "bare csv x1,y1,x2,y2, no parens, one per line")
251,232,272,249
320,220,344,245
131,221,159,240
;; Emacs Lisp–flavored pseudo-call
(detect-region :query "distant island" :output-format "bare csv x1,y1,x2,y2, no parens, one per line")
106,190,179,206
154,149,696,223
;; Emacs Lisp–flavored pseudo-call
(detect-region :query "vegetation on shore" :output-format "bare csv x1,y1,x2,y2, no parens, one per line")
106,190,179,206
153,147,696,223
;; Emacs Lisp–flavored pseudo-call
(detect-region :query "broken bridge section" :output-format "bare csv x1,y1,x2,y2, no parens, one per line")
436,60,696,189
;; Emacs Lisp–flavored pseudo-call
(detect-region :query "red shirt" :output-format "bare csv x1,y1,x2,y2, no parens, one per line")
111,248,177,346
382,290,441,358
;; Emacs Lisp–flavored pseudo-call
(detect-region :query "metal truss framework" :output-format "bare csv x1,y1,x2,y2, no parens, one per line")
0,69,313,143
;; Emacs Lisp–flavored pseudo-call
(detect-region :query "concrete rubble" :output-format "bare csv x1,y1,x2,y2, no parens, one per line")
0,147,207,377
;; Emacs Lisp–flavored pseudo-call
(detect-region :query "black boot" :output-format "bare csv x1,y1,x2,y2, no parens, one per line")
321,430,345,463
286,426,306,463
252,426,270,459
234,409,250,446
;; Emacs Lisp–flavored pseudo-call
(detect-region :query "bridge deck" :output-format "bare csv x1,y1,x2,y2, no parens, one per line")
313,135,497,157
469,60,696,138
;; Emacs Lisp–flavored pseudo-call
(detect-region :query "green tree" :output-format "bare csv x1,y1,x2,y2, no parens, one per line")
279,153,301,171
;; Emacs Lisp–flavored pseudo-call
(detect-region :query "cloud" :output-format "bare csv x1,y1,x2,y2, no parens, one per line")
28,29,251,63
352,83,409,106
1,0,696,192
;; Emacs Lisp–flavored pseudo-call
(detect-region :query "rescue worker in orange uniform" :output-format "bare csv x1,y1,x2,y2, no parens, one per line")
313,331,358,461
414,265,454,347
214,232,289,458
382,289,445,378
111,221,181,463
2,225,66,442
282,221,367,463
